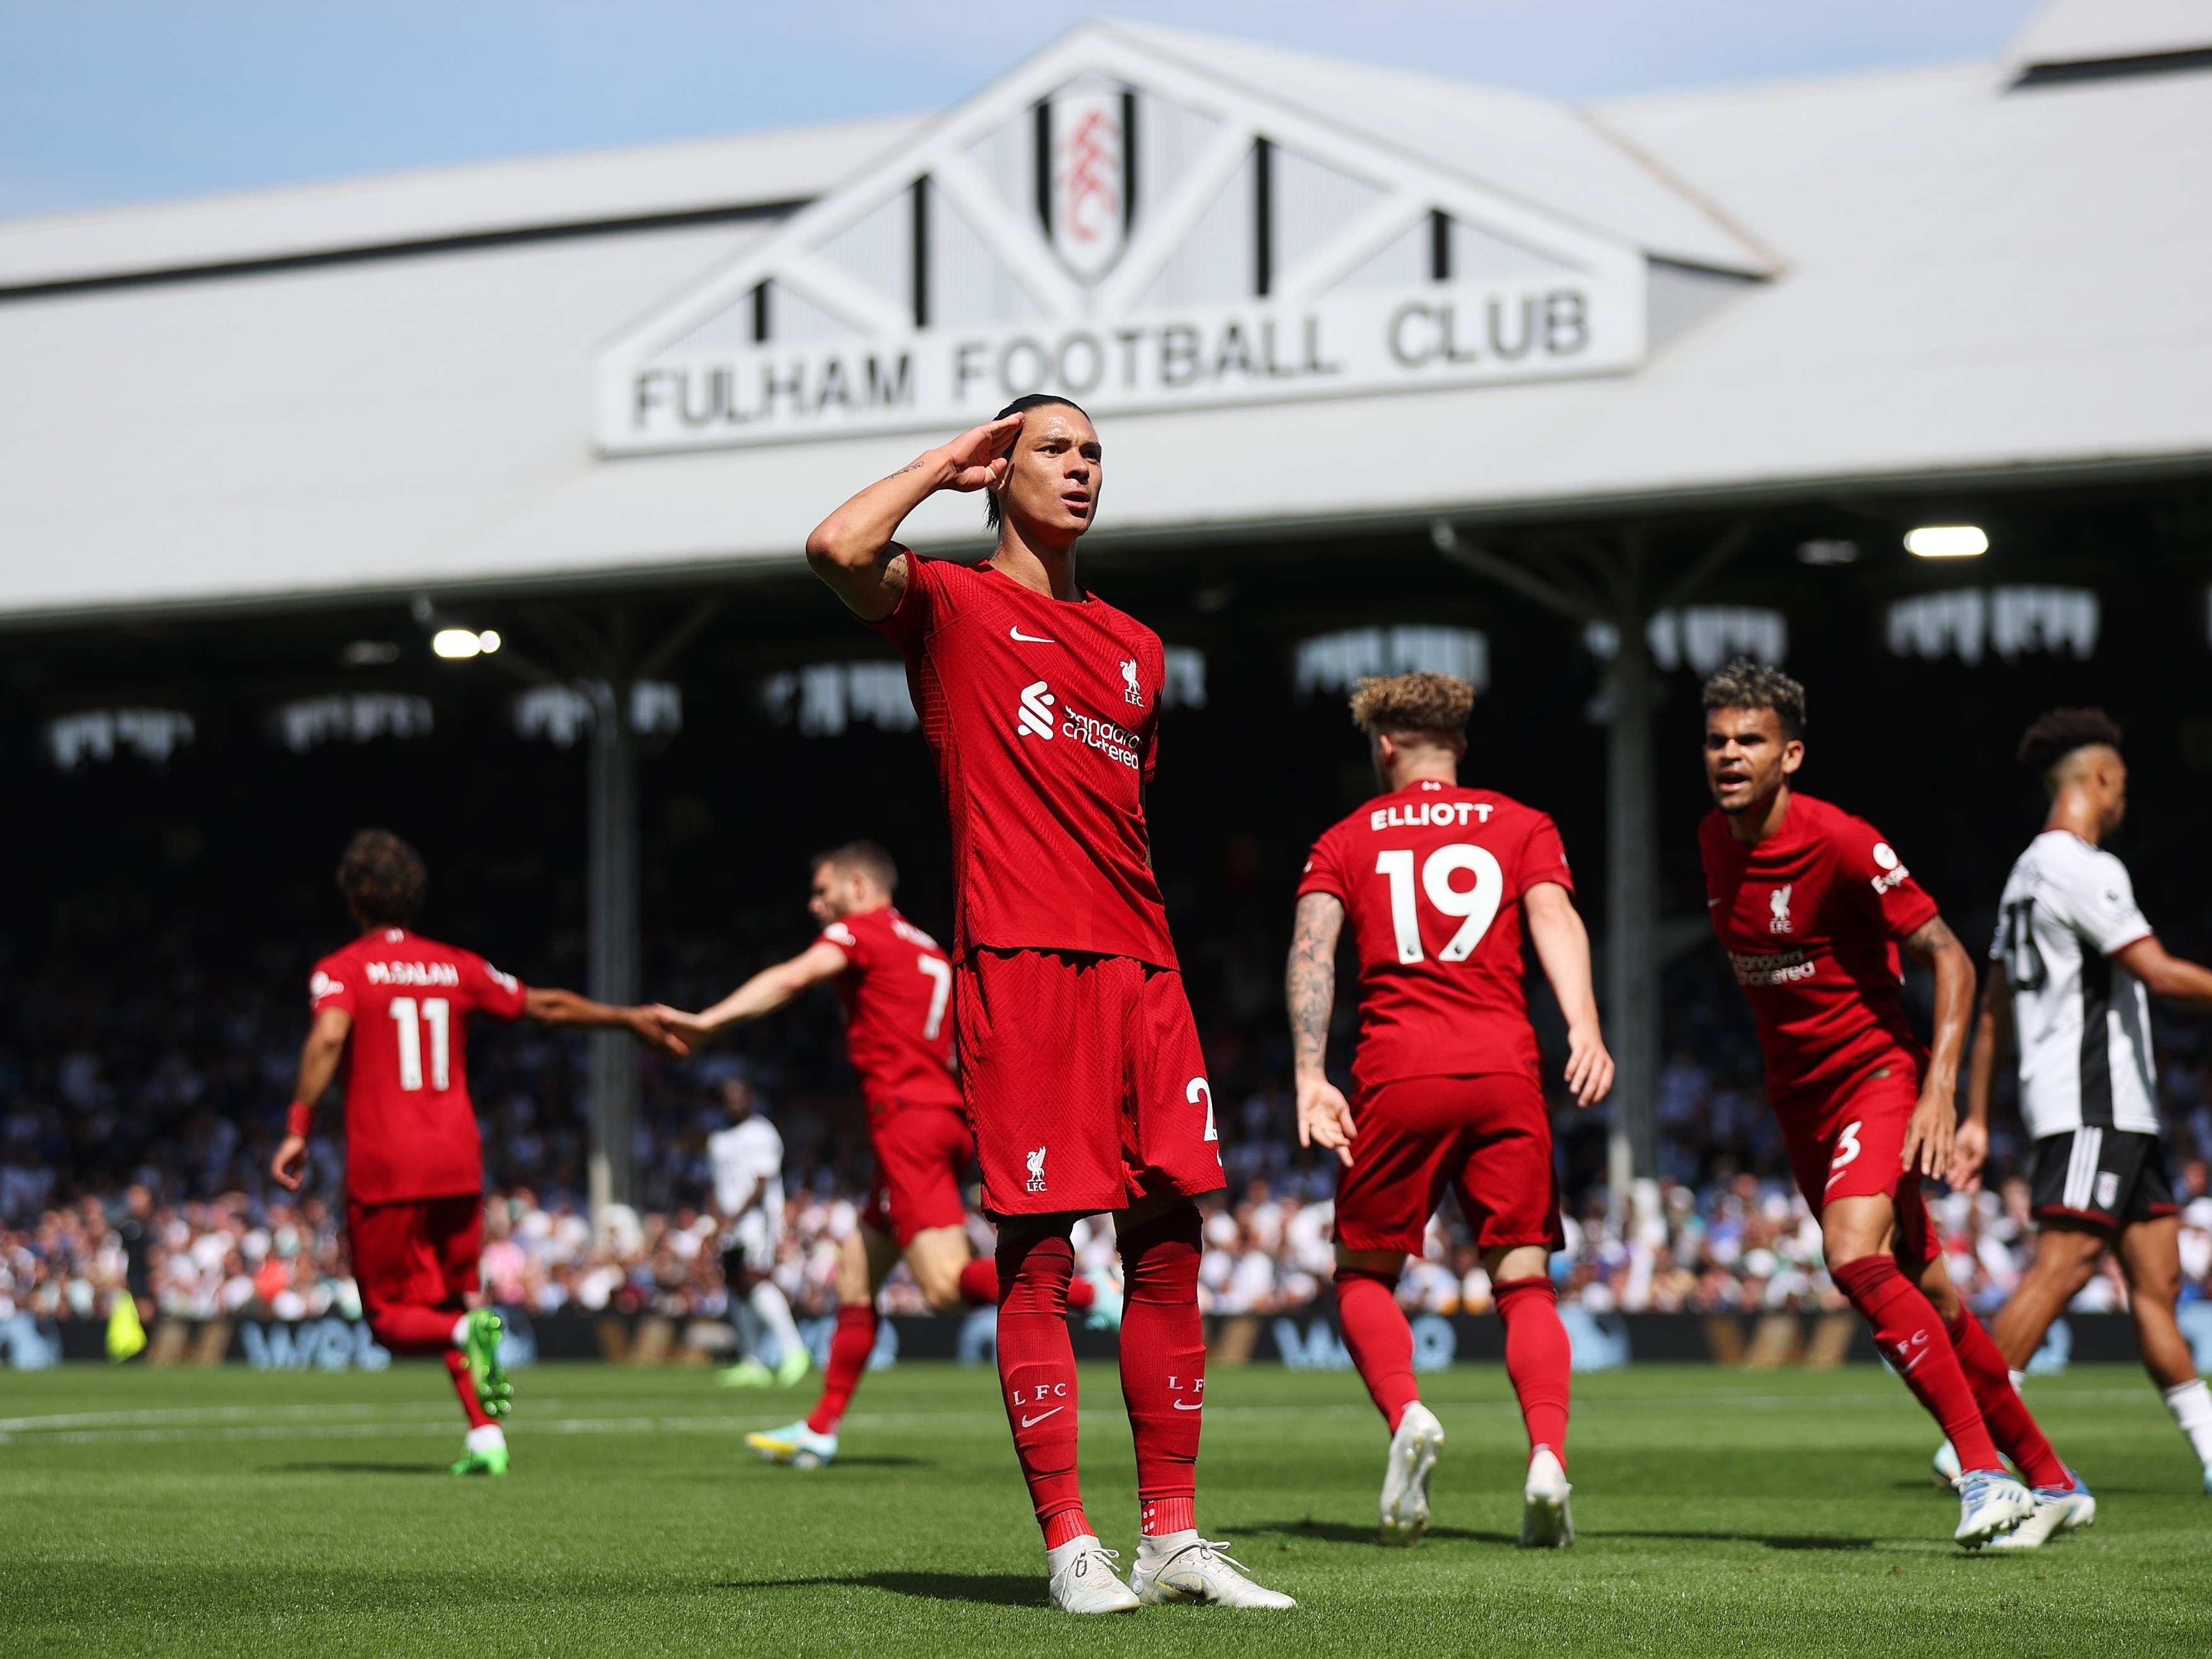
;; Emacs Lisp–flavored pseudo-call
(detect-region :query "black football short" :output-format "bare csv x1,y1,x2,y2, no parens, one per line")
2029,1127,2176,1233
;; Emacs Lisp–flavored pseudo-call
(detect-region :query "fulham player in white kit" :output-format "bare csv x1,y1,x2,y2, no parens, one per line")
707,1075,810,1388
1953,709,2212,1493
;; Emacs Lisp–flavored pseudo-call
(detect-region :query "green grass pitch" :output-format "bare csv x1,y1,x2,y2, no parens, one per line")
3,1359,2207,1656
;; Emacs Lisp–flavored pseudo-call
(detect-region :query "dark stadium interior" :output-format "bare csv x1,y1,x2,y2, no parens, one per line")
6,472,2212,1227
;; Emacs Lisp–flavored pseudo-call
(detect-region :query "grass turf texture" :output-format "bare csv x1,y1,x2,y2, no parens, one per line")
3,1361,2206,1656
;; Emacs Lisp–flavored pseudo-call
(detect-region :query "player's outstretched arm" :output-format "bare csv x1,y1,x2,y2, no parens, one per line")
1524,882,1614,1107
1952,958,2010,1192
1287,892,1356,1167
2116,935,2212,1010
652,942,849,1042
271,1006,352,1192
1899,914,1973,1179
805,414,1025,622
523,987,690,1057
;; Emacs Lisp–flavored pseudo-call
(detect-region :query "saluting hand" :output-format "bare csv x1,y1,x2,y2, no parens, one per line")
1296,1074,1358,1169
936,412,1024,492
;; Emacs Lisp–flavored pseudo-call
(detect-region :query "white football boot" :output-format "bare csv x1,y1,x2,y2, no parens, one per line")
1129,1535,1297,1608
1988,1470,2096,1549
1953,1470,2035,1547
1045,1536,1141,1614
744,1419,837,1469
1379,1402,1445,1545
1519,1447,1575,1547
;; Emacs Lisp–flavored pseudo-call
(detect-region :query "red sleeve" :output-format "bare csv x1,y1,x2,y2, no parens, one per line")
1296,825,1348,903
465,952,528,1023
1837,819,1940,940
1518,812,1575,895
866,547,938,651
816,921,863,967
1140,637,1163,786
308,956,354,1016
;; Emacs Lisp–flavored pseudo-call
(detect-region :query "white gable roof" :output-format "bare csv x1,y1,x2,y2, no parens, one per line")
0,25,2207,624
2008,0,2212,69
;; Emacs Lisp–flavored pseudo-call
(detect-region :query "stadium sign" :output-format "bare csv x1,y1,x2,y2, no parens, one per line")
597,35,1645,455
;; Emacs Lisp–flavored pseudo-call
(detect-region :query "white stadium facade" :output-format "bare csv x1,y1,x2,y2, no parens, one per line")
4,0,2210,1214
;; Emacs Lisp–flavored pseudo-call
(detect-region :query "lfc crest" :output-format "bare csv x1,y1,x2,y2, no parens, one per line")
1042,80,1131,284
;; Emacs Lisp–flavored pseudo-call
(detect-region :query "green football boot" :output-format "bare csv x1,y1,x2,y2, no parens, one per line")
460,1309,513,1419
451,1444,510,1477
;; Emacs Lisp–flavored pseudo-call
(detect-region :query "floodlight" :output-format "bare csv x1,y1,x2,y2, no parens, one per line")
433,629,484,659
477,631,502,654
1904,525,1988,558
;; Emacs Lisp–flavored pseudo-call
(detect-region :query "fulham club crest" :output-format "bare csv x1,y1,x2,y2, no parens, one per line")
1040,81,1132,283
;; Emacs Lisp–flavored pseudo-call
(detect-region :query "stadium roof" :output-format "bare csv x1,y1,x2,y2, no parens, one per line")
1,2,2209,624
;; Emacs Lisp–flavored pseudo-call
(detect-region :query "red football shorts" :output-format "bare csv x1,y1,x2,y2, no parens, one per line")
860,1104,975,1248
1775,1057,1935,1272
1334,1072,1564,1255
346,1194,482,1318
955,947,1226,1216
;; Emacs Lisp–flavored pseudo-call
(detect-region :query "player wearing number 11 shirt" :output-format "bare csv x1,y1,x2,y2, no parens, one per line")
1290,672,1612,1549
805,397,1291,1613
269,831,684,1475
1697,661,2083,1549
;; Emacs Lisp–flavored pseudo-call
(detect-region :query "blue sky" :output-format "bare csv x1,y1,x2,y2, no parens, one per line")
0,1,2046,220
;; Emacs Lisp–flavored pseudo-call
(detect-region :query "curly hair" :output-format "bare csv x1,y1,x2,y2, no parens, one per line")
811,839,898,895
984,393,1091,532
335,830,428,927
1348,672,1475,740
2018,707,2122,781
1700,658,1807,741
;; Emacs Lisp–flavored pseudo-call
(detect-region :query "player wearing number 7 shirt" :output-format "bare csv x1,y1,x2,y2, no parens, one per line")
1289,672,1612,1549
269,830,685,1476
1697,661,2086,1549
805,396,1293,1613
652,840,1119,1469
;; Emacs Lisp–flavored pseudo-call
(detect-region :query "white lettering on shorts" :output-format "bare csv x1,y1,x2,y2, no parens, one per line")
1825,1120,1863,1189
1025,1146,1047,1194
1189,1077,1217,1142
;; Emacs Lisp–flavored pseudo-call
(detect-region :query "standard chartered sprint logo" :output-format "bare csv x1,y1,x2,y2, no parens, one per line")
1014,679,1139,769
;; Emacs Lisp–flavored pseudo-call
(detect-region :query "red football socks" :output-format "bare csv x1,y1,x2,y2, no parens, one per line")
1495,1277,1572,1463
995,1225,1088,1545
441,1348,496,1430
368,1303,463,1356
1334,1266,1419,1433
1067,1274,1098,1311
1946,1307,2067,1487
806,1305,878,1435
1118,1205,1206,1535
1831,1255,2003,1472
958,1258,1000,1307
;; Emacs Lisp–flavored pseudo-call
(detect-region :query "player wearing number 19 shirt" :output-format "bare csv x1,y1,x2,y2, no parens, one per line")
1697,662,2083,1549
805,397,1292,1613
1290,672,1612,1549
269,831,682,1475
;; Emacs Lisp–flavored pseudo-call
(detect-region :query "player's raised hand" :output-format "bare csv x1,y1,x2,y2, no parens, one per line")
936,412,1023,492
1901,1085,1956,1180
1296,1074,1358,1168
271,1133,310,1192
1562,1023,1615,1107
1945,1116,1988,1193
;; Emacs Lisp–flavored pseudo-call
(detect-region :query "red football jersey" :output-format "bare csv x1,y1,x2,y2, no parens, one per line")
308,928,528,1204
873,555,1176,968
1298,779,1574,1094
818,904,963,1119
1700,791,1940,1105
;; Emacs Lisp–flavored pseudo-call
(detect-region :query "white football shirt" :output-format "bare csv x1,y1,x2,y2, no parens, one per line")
1989,830,2157,1139
707,1115,786,1237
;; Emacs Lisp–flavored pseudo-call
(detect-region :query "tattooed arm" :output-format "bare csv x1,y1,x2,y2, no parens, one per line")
805,414,1025,621
1288,891,1356,1167
1899,914,1975,1179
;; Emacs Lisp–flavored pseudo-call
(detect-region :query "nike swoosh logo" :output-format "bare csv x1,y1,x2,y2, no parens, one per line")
1009,627,1056,643
1172,1400,1202,1411
1019,1407,1064,1428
